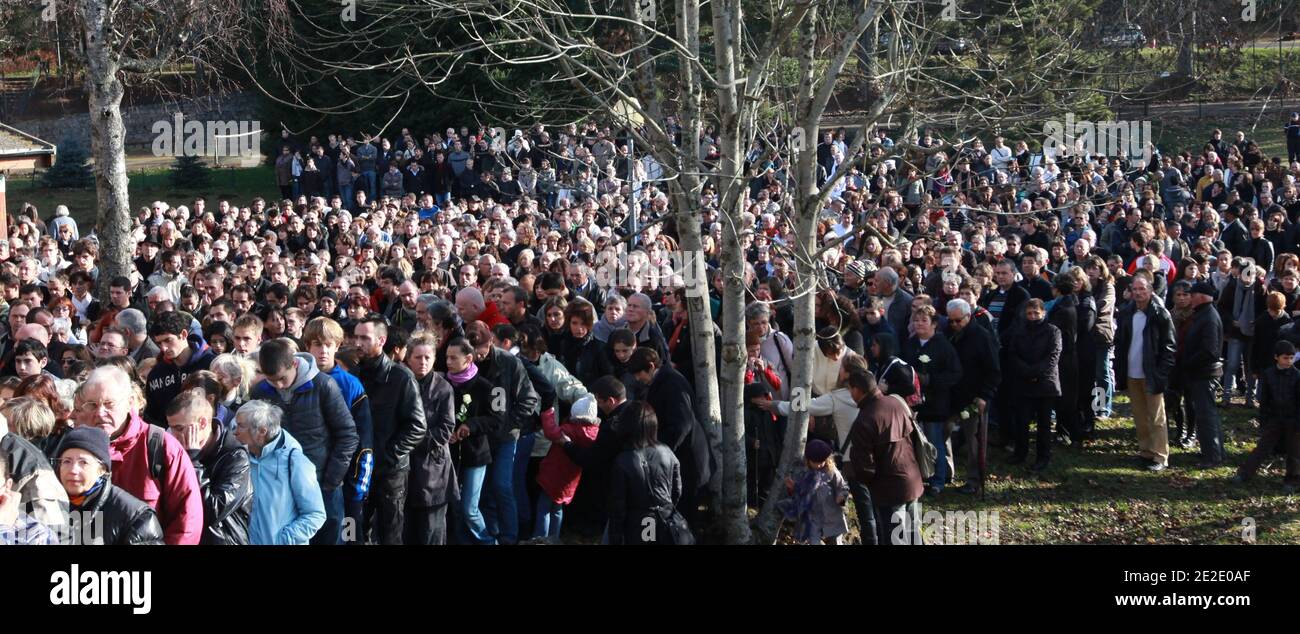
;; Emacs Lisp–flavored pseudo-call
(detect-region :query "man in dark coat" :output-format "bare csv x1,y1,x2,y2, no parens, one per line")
1181,281,1226,467
1113,272,1177,471
251,339,359,544
846,370,924,545
901,305,962,493
353,318,428,544
627,347,714,526
166,390,252,546
564,376,628,535
1047,278,1081,444
945,298,1001,493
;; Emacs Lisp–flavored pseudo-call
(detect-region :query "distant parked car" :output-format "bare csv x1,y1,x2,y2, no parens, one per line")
1100,24,1145,49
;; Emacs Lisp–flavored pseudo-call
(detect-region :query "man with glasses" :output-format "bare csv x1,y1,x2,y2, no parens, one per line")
73,365,203,544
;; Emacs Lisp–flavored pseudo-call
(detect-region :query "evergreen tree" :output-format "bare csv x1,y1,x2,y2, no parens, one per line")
169,154,213,188
42,137,94,188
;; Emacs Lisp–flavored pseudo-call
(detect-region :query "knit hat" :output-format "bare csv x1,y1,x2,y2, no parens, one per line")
569,395,600,425
805,439,833,464
55,427,112,472
845,260,868,280
1189,280,1218,300
1275,340,1297,357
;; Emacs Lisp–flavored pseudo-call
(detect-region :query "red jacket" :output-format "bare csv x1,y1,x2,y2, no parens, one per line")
537,416,599,505
477,301,510,329
108,411,204,545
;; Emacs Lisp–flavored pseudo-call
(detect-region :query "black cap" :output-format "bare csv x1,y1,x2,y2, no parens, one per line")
1189,280,1218,300
55,427,113,472
1275,340,1297,357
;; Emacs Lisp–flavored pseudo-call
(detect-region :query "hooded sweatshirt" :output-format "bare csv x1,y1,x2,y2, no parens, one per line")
144,334,215,426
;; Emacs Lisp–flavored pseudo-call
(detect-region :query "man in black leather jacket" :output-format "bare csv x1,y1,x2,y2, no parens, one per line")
1114,272,1177,471
1180,281,1226,467
354,317,428,545
166,390,252,545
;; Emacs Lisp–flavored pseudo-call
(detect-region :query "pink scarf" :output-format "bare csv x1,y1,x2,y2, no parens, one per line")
447,361,479,385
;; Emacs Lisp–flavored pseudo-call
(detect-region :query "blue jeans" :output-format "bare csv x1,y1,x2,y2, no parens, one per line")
339,183,354,211
875,500,922,545
481,438,519,545
923,421,950,491
1186,378,1225,463
533,497,564,541
1223,338,1255,403
1094,345,1115,417
310,485,345,545
360,170,377,201
848,478,877,545
457,465,493,544
514,432,536,533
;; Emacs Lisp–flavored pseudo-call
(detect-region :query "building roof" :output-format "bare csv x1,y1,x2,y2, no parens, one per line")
0,121,55,157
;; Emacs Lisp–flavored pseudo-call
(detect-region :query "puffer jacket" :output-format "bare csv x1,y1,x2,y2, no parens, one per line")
537,419,599,505
476,347,540,445
190,420,252,546
248,430,326,545
324,364,373,505
252,354,359,490
70,480,164,545
409,371,458,508
1114,299,1177,394
356,353,426,475
1006,317,1062,398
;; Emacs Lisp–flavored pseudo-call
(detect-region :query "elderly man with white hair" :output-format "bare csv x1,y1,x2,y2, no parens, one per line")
945,298,1002,494
113,308,160,364
874,267,914,336
623,292,670,364
233,401,325,545
73,365,204,544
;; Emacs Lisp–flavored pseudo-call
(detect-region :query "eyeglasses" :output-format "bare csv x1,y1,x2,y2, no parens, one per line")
77,399,119,414
58,457,100,470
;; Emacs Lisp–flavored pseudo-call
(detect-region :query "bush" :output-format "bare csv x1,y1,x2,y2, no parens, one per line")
41,137,93,188
168,154,212,189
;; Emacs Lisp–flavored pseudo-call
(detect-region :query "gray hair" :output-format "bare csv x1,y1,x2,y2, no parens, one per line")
604,293,627,309
875,267,899,289
145,287,171,302
81,365,133,401
628,292,652,311
236,400,283,440
114,308,148,336
744,301,771,322
946,298,973,318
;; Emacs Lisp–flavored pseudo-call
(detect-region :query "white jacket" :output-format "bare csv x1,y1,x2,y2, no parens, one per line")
777,388,860,460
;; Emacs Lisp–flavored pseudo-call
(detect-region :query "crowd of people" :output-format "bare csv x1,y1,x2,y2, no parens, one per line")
3,113,1300,546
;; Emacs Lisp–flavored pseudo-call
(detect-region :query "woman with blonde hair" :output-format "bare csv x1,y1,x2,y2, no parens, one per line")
210,353,259,413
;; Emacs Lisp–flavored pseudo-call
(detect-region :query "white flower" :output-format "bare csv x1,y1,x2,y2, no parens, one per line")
462,394,471,404
918,354,931,364
960,410,971,420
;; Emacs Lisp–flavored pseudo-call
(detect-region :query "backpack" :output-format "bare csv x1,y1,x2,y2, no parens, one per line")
889,394,937,481
883,358,925,408
145,425,169,517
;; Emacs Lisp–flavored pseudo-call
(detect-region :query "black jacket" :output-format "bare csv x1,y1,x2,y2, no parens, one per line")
71,482,165,545
946,321,1001,413
1006,318,1062,398
1179,302,1224,379
191,421,252,546
252,354,359,490
410,371,458,508
1049,294,1080,382
901,332,963,420
1257,365,1300,426
607,445,682,545
477,347,540,445
1113,299,1177,394
561,331,614,390
448,373,499,469
357,353,427,474
643,366,714,498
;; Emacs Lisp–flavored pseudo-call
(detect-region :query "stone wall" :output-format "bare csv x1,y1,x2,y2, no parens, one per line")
11,92,259,150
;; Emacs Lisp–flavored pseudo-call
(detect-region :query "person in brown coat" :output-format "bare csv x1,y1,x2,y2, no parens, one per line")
847,370,923,545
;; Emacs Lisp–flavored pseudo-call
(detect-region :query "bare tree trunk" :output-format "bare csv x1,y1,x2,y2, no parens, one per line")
1176,4,1196,77
81,0,133,304
712,0,753,546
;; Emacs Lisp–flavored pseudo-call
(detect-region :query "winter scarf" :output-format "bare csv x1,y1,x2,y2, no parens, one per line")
447,361,479,386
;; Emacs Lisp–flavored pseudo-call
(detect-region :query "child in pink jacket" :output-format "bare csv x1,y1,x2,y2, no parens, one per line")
534,395,600,543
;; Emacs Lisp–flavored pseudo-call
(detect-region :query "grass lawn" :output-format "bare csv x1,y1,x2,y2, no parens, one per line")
834,394,1300,545
4,163,274,230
